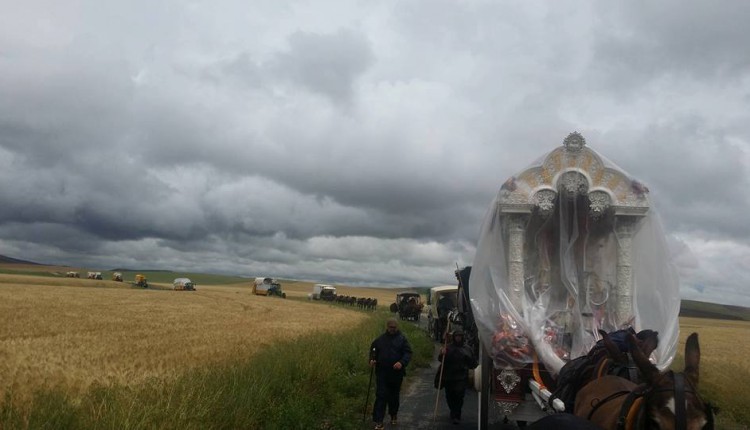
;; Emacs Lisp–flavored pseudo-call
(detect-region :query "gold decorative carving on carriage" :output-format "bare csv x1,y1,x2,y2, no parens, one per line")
497,132,650,338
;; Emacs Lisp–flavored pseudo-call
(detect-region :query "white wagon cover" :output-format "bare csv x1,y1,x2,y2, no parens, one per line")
469,133,680,375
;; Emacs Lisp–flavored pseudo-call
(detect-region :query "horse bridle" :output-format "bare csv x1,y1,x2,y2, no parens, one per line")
587,371,715,430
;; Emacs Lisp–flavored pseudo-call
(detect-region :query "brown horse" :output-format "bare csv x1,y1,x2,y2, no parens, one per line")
574,332,714,430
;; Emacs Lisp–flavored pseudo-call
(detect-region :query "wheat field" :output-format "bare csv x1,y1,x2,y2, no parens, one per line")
8,271,745,426
671,317,750,427
0,274,382,402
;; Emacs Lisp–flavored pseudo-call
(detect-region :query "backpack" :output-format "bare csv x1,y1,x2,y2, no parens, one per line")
549,327,637,412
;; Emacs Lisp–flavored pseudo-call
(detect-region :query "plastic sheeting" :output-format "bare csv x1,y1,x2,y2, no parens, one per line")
469,144,680,376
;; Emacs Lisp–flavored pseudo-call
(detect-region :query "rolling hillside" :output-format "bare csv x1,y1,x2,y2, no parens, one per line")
679,299,750,321
0,255,41,265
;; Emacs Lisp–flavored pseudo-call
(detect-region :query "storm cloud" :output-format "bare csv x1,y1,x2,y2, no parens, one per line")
1,0,749,305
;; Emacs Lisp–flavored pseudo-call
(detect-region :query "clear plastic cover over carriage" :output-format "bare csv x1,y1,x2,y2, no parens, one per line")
469,133,680,377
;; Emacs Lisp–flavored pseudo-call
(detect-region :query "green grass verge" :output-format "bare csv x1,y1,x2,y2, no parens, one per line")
0,313,433,430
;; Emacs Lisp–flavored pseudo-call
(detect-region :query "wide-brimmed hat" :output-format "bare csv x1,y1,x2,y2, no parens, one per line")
452,328,464,336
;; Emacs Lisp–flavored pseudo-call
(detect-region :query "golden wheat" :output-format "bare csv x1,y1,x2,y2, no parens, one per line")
672,317,750,428
0,277,370,401
677,317,750,373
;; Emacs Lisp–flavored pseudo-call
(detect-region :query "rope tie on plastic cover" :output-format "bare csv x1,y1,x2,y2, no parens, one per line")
532,352,545,389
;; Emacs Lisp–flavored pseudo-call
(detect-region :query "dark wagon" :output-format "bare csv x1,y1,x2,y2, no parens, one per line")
389,292,423,321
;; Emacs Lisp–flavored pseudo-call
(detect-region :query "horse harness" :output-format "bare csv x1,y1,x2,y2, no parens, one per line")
586,371,715,430
596,354,639,383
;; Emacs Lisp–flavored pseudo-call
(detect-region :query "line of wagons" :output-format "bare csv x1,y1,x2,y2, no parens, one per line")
64,271,195,291
308,284,380,310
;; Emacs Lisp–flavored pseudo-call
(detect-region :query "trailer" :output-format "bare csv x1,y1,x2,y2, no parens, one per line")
460,133,681,427
253,277,275,296
426,285,458,342
309,284,337,301
390,292,423,321
173,277,196,291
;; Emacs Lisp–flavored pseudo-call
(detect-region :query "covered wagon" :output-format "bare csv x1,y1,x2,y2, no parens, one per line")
467,133,680,425
173,278,196,291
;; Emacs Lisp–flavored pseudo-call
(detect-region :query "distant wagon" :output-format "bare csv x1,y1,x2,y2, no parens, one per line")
112,272,123,282
389,292,423,321
252,277,285,298
133,274,148,288
253,277,273,296
309,284,336,301
87,272,103,280
65,271,80,278
173,278,196,291
427,285,458,342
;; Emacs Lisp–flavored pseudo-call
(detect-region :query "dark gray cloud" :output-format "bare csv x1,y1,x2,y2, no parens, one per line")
0,1,749,304
594,119,750,241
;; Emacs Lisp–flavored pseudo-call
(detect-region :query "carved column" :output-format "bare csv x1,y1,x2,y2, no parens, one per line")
614,216,639,327
507,214,528,311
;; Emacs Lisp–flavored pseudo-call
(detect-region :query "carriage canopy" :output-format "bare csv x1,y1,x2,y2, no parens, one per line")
469,133,680,375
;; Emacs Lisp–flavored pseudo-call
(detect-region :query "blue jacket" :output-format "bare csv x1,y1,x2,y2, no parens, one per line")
370,331,412,372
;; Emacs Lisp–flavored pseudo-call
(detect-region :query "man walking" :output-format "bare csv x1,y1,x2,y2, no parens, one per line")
438,328,477,424
369,318,412,429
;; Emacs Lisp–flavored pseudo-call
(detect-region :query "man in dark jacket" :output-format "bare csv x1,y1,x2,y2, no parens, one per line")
437,328,477,424
369,318,412,429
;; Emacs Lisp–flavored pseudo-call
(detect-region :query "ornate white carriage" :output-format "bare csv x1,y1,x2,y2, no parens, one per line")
469,133,681,424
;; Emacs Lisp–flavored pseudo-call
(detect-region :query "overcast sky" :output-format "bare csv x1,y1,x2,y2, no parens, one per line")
1,0,749,306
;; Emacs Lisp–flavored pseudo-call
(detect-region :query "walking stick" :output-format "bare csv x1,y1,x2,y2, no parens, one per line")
432,318,451,424
363,348,376,422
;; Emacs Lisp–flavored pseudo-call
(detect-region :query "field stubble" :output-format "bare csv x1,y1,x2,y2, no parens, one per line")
0,275,372,402
673,317,750,428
